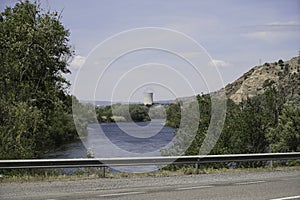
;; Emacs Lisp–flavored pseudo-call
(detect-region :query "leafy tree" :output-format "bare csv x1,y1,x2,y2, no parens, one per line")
96,105,114,123
0,102,44,158
0,1,77,159
72,97,97,136
129,104,150,122
212,99,242,154
165,103,181,128
236,97,269,153
184,94,211,155
266,102,300,152
163,95,211,156
96,104,150,123
263,87,283,125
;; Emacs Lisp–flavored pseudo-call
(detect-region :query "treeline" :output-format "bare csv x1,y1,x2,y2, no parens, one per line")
96,103,168,123
164,87,300,159
0,1,78,159
96,104,151,123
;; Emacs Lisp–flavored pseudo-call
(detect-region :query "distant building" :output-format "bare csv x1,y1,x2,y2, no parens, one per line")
144,92,153,106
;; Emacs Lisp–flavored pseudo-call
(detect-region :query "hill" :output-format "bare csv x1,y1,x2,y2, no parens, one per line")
226,56,300,103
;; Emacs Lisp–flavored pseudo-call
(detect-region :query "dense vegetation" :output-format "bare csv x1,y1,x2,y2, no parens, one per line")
96,104,151,123
164,86,300,162
0,1,78,159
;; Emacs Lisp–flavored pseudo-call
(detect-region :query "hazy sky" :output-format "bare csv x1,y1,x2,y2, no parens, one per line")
1,0,300,102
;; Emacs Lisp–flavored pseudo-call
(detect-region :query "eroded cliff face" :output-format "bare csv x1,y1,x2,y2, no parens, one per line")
226,56,300,104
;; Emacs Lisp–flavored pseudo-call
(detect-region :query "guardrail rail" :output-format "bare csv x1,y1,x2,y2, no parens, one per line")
1,152,299,177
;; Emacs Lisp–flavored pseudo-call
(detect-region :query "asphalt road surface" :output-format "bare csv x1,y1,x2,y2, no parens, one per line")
1,170,299,200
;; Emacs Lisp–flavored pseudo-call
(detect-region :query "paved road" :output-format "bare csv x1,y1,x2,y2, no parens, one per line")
1,170,299,200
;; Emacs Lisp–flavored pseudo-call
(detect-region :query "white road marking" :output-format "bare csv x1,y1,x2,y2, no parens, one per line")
234,180,266,185
281,177,300,181
270,195,300,200
98,191,145,197
175,185,213,191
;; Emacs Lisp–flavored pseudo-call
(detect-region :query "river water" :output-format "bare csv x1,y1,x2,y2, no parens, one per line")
45,119,175,173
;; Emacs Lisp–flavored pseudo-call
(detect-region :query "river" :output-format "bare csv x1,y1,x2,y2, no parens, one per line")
45,119,175,173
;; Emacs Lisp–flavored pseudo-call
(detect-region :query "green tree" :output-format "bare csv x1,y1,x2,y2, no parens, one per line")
266,102,300,152
236,98,269,153
0,102,44,158
165,103,181,128
96,104,150,123
212,99,242,154
96,105,114,123
0,1,77,159
163,95,211,156
129,104,150,122
184,94,211,155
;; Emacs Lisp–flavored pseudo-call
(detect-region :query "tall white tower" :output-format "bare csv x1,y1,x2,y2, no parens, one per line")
144,92,153,106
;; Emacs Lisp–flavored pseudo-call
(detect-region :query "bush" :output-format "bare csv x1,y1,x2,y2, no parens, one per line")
278,59,284,66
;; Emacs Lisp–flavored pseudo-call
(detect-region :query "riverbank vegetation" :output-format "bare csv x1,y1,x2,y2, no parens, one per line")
0,1,78,159
96,103,167,123
96,104,151,123
164,87,300,167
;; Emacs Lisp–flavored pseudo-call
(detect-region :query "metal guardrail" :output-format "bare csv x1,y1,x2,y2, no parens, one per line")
0,152,299,169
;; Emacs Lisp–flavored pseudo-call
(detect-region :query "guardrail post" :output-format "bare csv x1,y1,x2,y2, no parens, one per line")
195,158,200,174
270,160,273,168
101,166,106,178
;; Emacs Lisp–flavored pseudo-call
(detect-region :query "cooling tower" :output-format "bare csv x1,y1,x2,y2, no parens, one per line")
144,92,153,106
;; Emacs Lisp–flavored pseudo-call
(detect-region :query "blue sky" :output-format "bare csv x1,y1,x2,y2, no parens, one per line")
1,0,300,101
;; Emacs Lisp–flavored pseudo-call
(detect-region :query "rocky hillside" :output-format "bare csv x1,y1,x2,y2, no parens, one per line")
226,56,300,103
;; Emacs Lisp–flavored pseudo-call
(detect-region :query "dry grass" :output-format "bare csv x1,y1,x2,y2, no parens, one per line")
1,165,299,183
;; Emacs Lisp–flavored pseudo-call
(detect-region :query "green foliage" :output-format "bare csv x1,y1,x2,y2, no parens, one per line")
266,102,300,152
164,87,298,168
165,103,181,128
96,105,114,123
214,87,285,157
0,1,77,159
184,95,211,155
162,95,211,156
0,102,44,158
129,104,150,122
71,97,97,138
96,104,150,123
